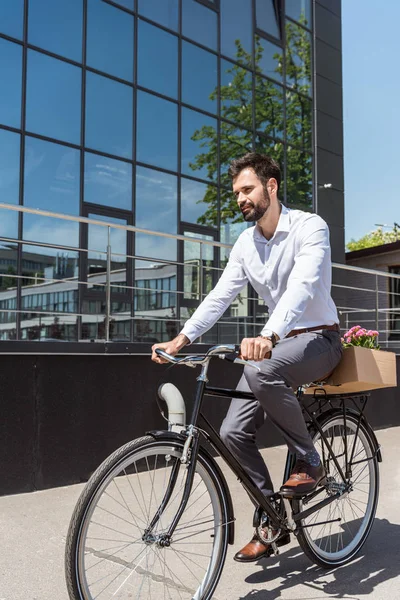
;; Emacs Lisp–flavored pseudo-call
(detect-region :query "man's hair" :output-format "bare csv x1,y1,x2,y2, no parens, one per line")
228,152,281,192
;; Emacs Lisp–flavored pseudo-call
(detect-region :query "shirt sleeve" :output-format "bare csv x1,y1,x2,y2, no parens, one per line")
261,216,332,339
180,240,248,343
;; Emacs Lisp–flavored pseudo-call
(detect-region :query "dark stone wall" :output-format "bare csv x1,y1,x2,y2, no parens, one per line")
1,352,398,496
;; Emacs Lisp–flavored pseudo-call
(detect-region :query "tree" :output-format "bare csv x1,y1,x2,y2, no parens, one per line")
188,17,312,228
346,226,400,252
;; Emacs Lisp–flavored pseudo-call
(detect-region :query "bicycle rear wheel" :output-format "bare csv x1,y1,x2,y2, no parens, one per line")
65,435,229,599
294,411,379,568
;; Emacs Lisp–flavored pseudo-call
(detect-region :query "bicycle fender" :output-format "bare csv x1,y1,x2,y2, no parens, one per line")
146,430,235,544
314,408,382,463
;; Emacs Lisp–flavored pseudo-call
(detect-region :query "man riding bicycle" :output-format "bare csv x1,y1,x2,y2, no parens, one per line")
152,152,342,562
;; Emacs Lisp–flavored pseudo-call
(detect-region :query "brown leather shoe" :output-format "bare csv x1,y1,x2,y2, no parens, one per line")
280,460,326,498
234,531,291,563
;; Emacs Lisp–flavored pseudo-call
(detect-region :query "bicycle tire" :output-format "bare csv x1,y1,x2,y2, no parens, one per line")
65,435,229,600
294,411,379,568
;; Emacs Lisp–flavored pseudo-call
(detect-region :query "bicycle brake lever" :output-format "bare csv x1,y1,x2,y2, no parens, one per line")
233,358,261,371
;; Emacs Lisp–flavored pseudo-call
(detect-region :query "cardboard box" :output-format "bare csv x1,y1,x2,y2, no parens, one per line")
304,346,397,395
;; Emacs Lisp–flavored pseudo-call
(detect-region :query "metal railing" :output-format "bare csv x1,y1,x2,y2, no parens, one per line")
1,203,400,351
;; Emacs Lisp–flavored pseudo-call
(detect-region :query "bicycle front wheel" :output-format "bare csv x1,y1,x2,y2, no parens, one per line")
294,411,379,568
65,435,229,600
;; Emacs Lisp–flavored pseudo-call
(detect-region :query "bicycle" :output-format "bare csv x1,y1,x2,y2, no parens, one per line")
65,344,381,600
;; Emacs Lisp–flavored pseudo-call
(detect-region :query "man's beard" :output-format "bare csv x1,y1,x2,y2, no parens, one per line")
241,189,270,222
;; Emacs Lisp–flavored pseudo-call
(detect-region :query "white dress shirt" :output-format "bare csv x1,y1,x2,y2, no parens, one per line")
180,204,339,343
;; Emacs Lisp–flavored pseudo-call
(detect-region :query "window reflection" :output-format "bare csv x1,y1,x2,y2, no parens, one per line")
181,178,217,227
220,123,252,188
220,0,252,67
182,0,217,51
182,42,217,114
286,149,312,210
138,20,178,99
26,50,81,144
255,36,283,84
135,166,177,261
24,137,80,215
85,71,133,159
255,77,284,139
87,0,134,81
285,21,312,95
23,214,79,247
256,0,280,39
0,39,22,128
181,107,217,182
286,0,312,28
285,91,312,149
254,137,284,175
136,91,177,171
0,129,20,206
134,261,177,342
20,244,79,341
87,213,127,287
28,0,83,62
183,231,215,301
138,0,178,32
84,152,132,210
0,0,24,39
221,60,252,127
81,298,131,341
0,243,18,340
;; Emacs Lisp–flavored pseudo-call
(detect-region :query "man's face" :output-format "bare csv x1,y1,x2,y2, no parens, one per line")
232,168,270,222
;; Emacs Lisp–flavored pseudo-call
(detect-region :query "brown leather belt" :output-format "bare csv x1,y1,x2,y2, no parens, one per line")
286,323,340,338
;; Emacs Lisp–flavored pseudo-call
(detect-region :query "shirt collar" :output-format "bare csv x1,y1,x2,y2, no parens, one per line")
253,204,291,242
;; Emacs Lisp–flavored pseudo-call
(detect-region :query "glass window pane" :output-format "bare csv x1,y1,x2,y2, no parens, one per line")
255,77,284,139
221,0,252,67
286,150,312,210
112,0,133,9
285,21,312,95
220,59,252,127
0,127,20,206
84,152,132,210
0,208,18,239
0,243,18,340
23,213,79,247
255,36,283,83
181,178,217,228
0,39,22,128
20,245,79,341
220,123,253,186
136,91,177,171
256,0,280,39
254,136,284,172
182,0,217,51
28,0,83,62
181,107,217,182
286,0,312,28
138,21,178,99
87,213,127,290
85,71,133,159
24,137,80,215
26,50,81,144
87,0,134,81
285,91,312,149
0,0,24,39
182,42,217,114
138,0,178,32
135,167,177,261
135,166,177,252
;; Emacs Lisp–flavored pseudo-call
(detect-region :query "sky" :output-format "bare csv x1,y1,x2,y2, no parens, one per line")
342,0,400,243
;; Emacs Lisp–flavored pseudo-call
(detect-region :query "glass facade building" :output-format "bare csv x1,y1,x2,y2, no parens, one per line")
0,0,315,346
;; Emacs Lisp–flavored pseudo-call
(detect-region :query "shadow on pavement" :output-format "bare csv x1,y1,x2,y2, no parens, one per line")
237,518,398,599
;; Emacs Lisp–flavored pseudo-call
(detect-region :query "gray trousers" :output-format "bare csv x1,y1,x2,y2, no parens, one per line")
220,330,343,497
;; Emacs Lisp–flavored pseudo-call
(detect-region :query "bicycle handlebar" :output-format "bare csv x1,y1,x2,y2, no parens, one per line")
155,344,261,371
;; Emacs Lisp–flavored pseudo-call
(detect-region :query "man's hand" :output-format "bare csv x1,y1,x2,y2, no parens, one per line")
151,334,190,364
240,337,273,362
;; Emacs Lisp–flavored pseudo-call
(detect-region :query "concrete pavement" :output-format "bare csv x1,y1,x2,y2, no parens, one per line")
1,426,399,600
